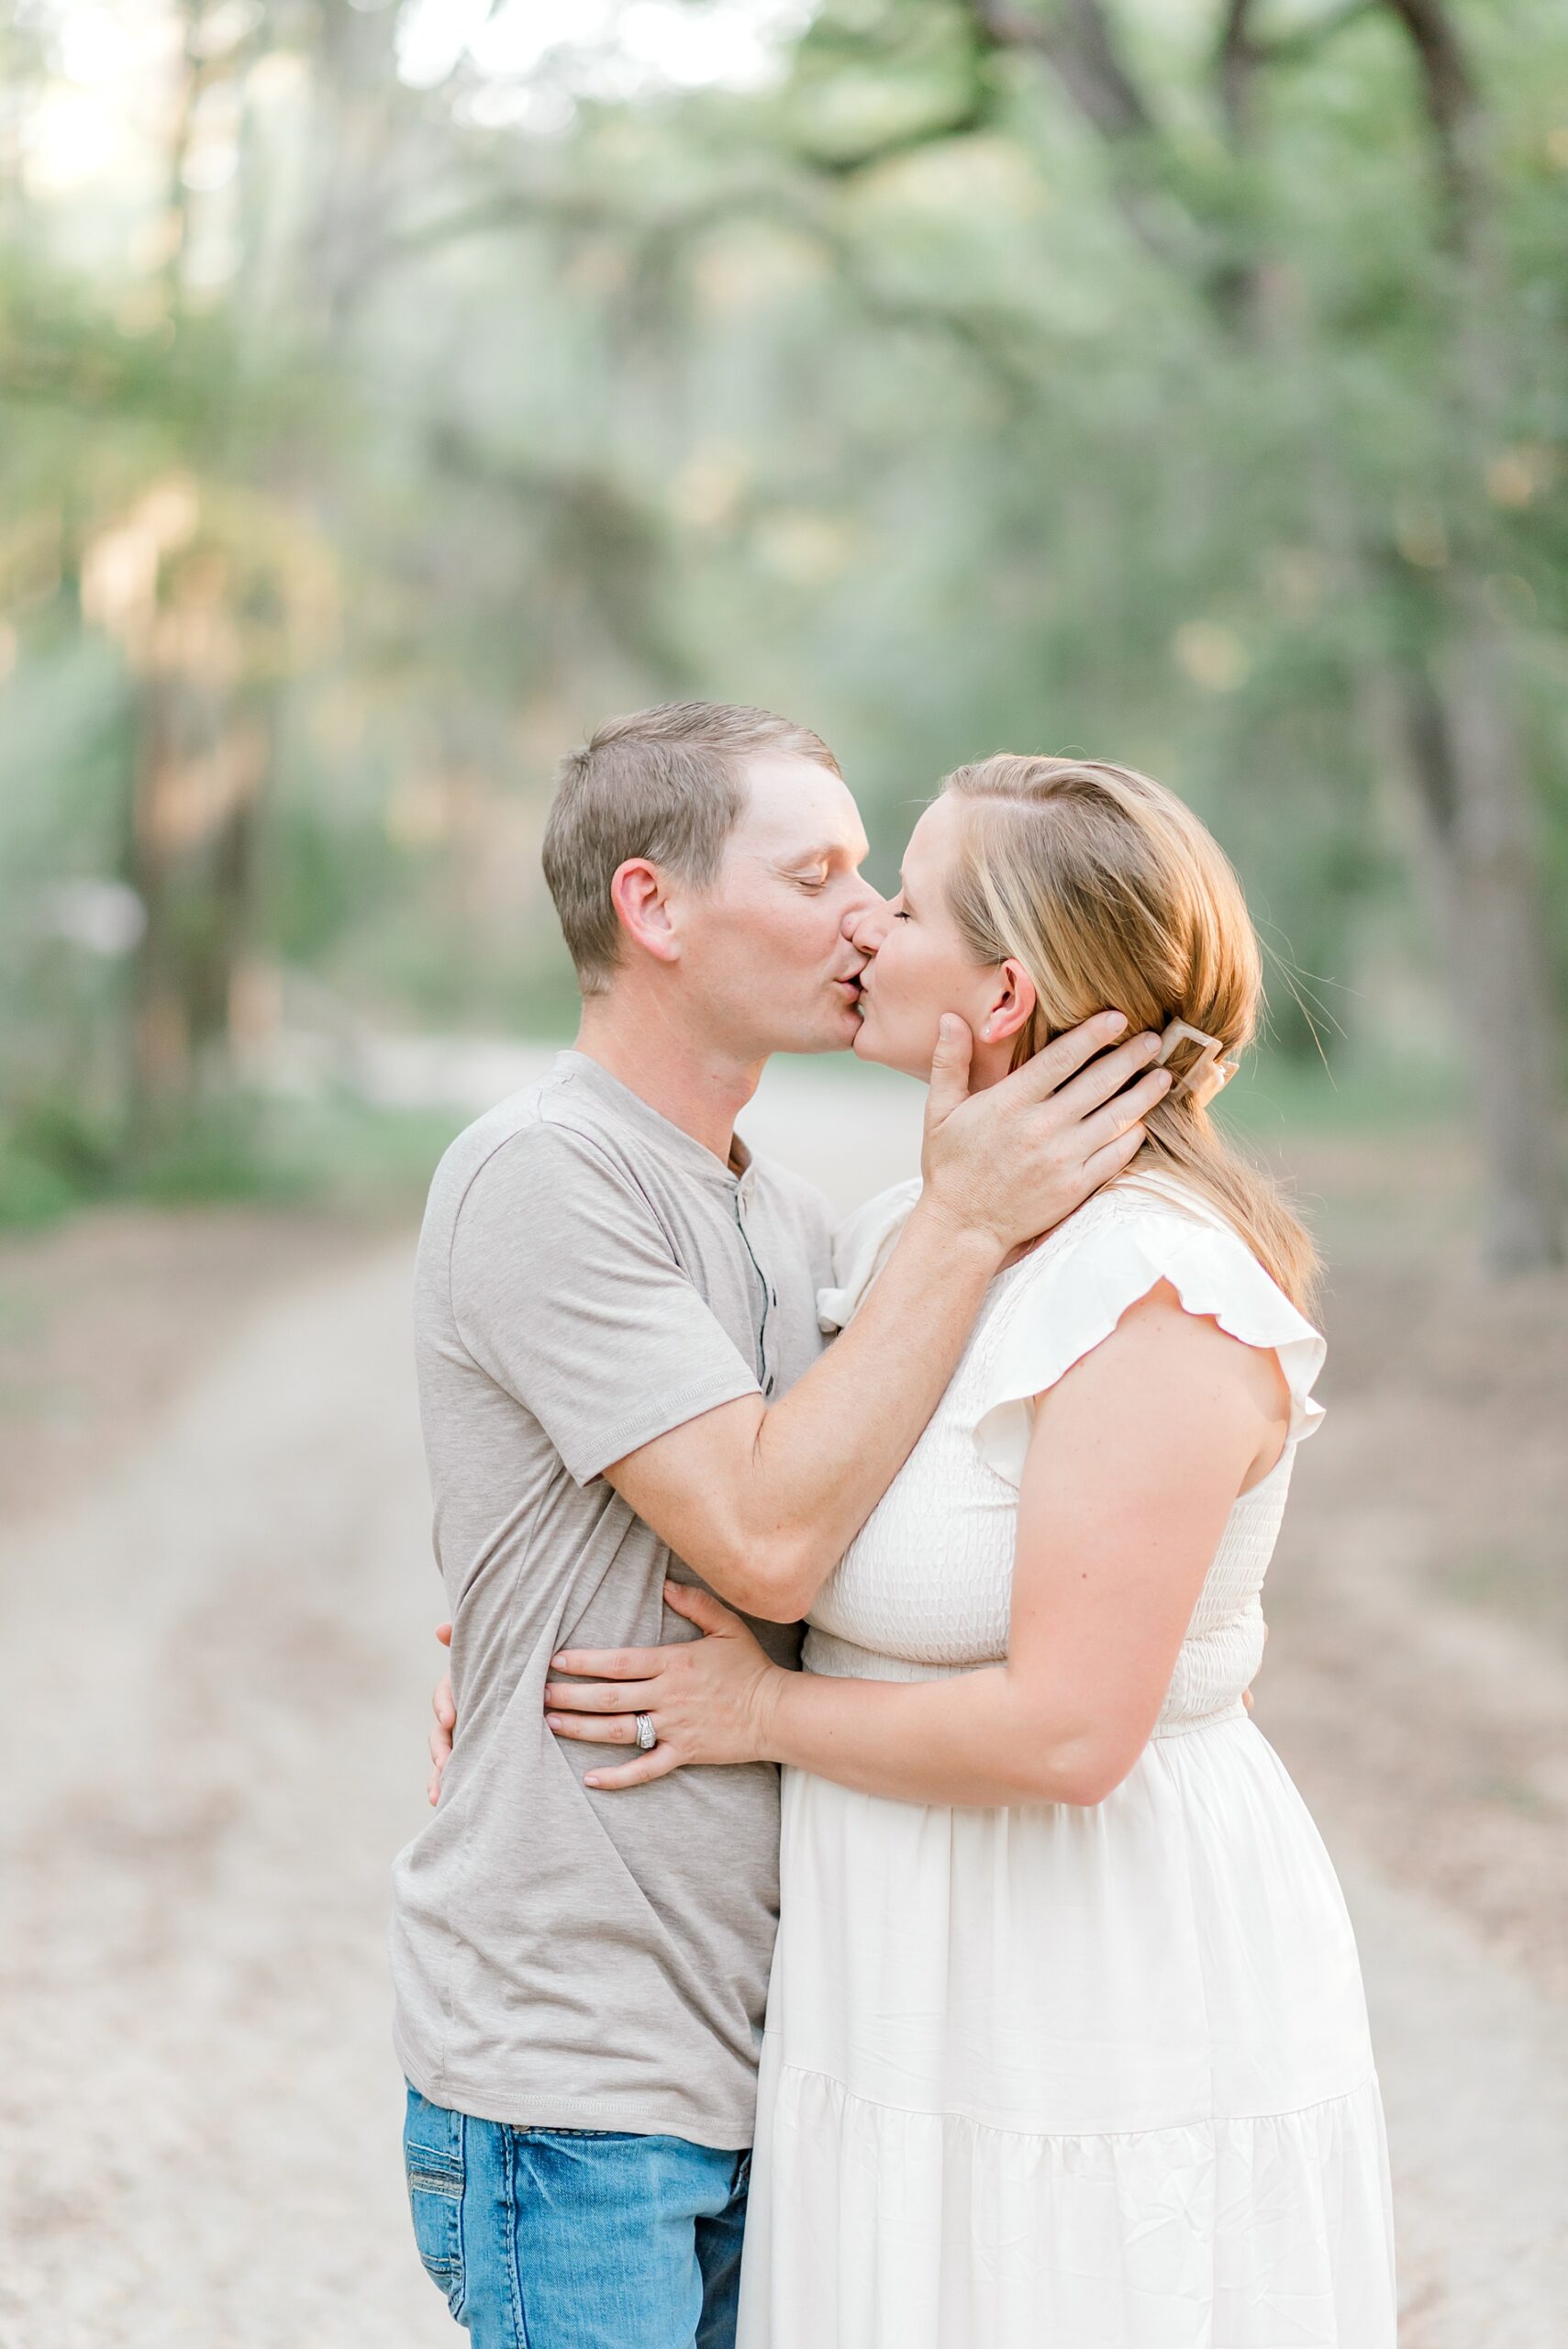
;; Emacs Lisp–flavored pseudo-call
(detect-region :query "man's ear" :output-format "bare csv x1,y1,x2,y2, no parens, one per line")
610,859,682,966
981,957,1037,1045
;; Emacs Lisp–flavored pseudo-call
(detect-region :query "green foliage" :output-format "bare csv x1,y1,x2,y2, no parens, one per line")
0,1085,468,1232
0,1130,84,1230
1,0,1565,1225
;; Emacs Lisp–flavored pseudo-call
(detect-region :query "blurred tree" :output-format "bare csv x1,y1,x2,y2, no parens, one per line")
943,0,1562,1266
0,0,1563,1270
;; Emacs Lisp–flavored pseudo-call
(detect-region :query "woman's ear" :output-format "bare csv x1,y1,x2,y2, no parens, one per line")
610,858,681,965
980,957,1037,1045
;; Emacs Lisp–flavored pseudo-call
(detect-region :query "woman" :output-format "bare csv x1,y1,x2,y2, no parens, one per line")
544,757,1397,2346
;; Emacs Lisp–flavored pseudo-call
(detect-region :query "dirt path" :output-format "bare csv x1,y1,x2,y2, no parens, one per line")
1,1062,1565,2346
0,1241,448,2349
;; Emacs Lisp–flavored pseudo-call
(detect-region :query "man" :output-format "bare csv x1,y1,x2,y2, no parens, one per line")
390,701,1168,2348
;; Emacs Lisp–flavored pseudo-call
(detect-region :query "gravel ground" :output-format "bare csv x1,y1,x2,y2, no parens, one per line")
1,1059,1565,2346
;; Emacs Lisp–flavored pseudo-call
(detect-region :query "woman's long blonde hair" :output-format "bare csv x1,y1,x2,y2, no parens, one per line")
942,754,1319,1314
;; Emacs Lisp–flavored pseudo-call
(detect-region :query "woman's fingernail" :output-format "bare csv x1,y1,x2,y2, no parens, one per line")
546,1715,562,1731
584,1775,602,1788
1106,1011,1129,1033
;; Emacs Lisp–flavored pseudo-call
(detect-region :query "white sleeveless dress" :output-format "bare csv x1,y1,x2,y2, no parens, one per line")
736,1176,1396,2349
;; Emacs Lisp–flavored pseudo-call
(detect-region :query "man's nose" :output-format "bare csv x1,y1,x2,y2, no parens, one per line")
844,885,889,952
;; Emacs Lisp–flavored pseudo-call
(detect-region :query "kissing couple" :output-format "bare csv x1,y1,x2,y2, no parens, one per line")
391,701,1396,2348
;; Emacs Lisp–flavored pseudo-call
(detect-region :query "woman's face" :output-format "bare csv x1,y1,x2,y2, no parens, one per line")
850,794,1036,1083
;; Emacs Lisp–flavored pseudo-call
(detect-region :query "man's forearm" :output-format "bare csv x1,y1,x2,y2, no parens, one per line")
732,1198,1003,1614
606,1015,1167,1619
610,1197,1005,1623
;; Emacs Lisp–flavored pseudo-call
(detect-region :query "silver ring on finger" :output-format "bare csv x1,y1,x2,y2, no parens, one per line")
634,1712,658,1753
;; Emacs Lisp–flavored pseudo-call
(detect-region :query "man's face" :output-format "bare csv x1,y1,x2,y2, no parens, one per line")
677,752,882,1059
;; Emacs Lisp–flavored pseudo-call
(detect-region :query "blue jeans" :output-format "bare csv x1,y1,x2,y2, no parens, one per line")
403,2085,751,2349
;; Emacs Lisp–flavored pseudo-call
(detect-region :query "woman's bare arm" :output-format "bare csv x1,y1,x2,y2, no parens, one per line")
544,1286,1288,1804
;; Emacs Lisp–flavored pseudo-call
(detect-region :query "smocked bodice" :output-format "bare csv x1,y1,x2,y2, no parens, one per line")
804,1178,1324,1733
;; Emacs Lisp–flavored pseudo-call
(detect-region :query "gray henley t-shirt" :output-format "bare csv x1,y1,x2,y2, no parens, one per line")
389,1051,835,2148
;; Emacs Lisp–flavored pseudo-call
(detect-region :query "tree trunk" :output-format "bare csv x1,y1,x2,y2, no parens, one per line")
128,668,193,1141
1364,609,1562,1268
127,607,268,1149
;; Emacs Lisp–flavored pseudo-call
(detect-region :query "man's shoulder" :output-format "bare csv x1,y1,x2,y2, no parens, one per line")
421,1070,639,1238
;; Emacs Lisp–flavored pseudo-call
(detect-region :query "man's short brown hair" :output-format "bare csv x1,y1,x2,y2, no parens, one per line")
542,700,841,996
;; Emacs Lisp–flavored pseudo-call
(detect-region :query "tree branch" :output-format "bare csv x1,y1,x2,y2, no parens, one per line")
1383,0,1477,128
1218,0,1260,139
1236,0,1378,67
967,0,1156,141
1210,0,1267,327
402,176,1045,414
806,80,998,179
962,0,1209,281
1377,0,1480,223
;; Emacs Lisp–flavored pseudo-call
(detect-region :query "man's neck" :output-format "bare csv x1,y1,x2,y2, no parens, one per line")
573,996,764,1168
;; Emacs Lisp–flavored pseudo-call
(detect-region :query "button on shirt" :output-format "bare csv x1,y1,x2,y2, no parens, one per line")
389,1052,836,2148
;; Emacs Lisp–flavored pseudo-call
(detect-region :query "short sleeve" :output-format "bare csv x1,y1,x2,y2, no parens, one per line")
971,1196,1327,1488
818,1178,922,1333
449,1122,759,1486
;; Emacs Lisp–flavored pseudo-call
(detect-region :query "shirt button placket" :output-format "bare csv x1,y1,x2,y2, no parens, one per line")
734,1183,774,1396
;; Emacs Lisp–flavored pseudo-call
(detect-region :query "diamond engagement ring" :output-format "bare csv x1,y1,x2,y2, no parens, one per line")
634,1713,658,1753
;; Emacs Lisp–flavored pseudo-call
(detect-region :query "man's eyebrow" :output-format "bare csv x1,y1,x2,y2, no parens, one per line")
779,841,845,865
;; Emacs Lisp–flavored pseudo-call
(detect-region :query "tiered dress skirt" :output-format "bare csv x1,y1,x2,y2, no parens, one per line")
736,1703,1397,2348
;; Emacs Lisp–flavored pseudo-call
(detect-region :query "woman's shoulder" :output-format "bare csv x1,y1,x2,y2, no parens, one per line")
973,1171,1326,1485
1026,1172,1301,1297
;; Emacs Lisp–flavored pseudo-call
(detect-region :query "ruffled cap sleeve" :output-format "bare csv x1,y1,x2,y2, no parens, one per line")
818,1177,922,1333
971,1188,1327,1488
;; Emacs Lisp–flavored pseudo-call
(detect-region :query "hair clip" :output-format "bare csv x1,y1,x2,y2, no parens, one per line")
1155,1018,1238,1108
